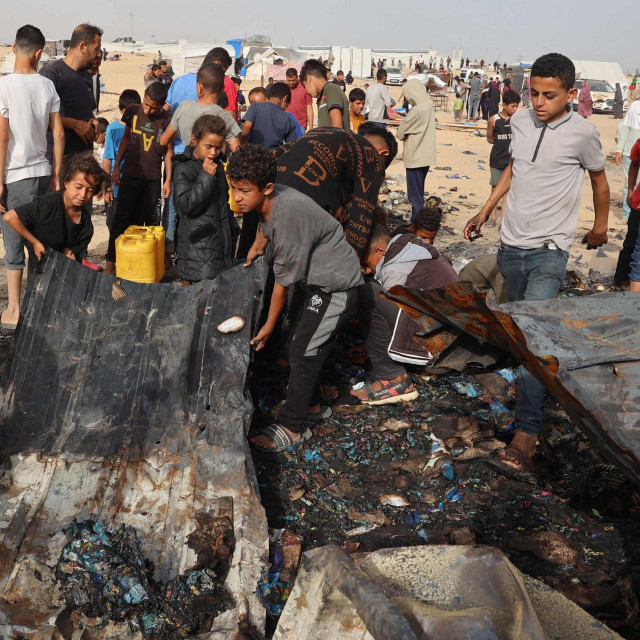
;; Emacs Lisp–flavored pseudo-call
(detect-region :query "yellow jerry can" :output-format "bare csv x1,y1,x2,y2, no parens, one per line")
124,225,166,282
115,234,157,283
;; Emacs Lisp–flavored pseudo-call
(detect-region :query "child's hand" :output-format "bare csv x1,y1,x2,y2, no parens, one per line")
202,157,218,176
162,181,171,199
250,324,273,351
33,241,47,261
62,247,76,261
104,188,113,204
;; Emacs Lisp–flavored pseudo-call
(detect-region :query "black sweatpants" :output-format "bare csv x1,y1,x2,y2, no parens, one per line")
614,207,640,284
107,176,161,261
278,286,357,433
358,279,406,380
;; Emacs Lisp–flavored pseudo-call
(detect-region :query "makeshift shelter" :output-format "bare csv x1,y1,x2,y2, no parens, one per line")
163,42,236,76
0,51,51,75
329,46,373,78
572,60,629,94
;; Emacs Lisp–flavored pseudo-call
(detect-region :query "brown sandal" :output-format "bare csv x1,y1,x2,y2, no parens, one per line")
484,443,537,484
498,443,535,473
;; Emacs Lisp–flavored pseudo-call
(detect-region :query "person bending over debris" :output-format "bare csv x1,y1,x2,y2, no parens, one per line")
391,204,442,244
243,124,397,263
464,53,610,476
228,144,363,451
3,152,108,267
351,225,458,405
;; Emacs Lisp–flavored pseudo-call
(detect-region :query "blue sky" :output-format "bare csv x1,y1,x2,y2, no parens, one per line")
3,0,637,74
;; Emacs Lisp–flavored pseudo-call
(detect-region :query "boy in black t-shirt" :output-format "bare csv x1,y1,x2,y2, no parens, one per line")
485,89,520,226
105,82,172,274
3,152,109,267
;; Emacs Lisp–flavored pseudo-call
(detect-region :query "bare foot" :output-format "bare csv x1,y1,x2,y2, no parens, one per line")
350,373,411,402
250,424,300,450
1,309,19,326
497,431,537,472
104,260,116,275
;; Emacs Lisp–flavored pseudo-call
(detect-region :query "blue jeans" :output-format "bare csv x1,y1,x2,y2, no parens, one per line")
622,155,631,219
162,191,177,251
406,166,430,221
497,244,569,436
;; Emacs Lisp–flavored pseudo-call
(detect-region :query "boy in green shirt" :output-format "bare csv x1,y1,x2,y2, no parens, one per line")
300,59,350,130
453,94,464,121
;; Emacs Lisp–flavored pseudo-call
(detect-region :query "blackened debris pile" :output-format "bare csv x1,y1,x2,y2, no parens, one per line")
250,327,640,635
56,517,234,638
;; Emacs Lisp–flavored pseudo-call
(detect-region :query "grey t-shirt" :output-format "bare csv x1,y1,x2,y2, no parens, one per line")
500,109,606,251
469,77,483,96
262,185,364,293
365,83,396,122
170,101,240,147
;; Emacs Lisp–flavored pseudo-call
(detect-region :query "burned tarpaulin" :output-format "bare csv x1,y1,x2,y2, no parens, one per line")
274,545,622,640
384,282,640,484
0,251,268,637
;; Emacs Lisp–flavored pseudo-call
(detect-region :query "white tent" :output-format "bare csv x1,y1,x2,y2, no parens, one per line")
329,46,373,78
572,60,629,93
0,52,51,75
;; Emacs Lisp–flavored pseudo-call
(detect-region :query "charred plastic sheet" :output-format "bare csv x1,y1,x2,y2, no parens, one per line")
0,251,267,637
274,545,622,640
384,282,640,484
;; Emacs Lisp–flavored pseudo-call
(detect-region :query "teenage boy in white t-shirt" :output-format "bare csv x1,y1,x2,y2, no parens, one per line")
0,24,64,330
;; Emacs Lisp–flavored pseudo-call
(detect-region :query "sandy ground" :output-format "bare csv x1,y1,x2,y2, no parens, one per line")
0,48,631,313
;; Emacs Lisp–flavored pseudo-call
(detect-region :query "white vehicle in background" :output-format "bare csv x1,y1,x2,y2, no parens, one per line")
385,67,403,84
572,79,627,114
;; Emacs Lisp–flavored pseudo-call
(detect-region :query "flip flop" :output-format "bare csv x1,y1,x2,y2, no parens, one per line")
0,322,17,331
250,424,312,453
306,405,332,421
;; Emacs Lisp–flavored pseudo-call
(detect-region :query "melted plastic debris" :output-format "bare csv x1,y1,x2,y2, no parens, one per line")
56,519,232,639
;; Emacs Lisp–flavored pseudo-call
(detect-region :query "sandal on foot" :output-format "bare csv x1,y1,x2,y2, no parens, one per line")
251,424,312,453
485,444,537,483
352,378,419,406
306,405,332,421
0,322,17,331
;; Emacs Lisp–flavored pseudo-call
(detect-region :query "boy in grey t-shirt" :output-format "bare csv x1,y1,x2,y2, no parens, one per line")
463,53,610,476
227,144,363,452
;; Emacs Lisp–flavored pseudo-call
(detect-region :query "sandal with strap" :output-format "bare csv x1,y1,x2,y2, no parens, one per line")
485,443,537,484
250,424,312,453
352,377,419,406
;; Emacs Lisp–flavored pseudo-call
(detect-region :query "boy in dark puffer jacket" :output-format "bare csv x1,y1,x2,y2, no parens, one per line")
172,114,239,284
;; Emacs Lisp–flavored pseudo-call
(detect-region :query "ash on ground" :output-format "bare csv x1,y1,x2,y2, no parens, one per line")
248,275,639,638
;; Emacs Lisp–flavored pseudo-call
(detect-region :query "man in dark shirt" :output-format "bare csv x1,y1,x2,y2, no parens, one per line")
332,70,347,92
40,24,103,156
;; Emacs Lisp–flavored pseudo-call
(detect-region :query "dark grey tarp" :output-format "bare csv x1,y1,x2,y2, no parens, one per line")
384,283,640,484
0,251,268,636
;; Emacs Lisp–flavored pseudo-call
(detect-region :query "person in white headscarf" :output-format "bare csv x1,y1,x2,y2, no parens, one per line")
616,99,640,220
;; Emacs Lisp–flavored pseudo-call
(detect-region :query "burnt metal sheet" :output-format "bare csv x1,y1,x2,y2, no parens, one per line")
384,282,640,484
0,251,268,636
